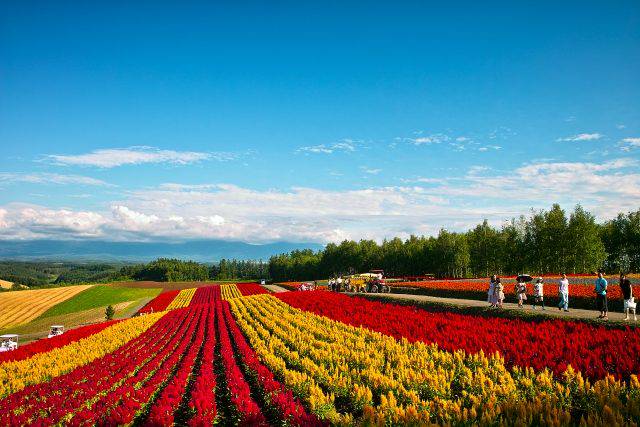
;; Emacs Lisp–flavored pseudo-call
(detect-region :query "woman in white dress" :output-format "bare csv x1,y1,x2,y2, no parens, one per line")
515,279,527,308
488,275,496,307
494,277,504,308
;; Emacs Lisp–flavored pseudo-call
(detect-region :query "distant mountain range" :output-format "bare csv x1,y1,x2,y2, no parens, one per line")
0,239,323,262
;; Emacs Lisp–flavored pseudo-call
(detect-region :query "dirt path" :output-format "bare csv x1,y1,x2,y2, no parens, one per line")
352,292,638,324
262,284,289,293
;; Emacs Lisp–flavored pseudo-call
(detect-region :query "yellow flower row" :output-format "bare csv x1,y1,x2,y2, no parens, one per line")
229,295,640,426
220,284,242,300
0,311,165,398
165,288,196,310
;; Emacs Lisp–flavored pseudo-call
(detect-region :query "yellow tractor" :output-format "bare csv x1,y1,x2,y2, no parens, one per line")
345,271,390,293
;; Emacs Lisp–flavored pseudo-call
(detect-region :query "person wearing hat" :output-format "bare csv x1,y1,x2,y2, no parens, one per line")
515,277,527,308
488,275,497,307
532,277,545,310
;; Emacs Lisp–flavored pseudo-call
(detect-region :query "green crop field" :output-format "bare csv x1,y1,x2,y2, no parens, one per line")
38,285,161,318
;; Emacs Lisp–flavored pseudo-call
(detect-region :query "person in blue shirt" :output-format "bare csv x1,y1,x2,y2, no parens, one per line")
595,272,608,320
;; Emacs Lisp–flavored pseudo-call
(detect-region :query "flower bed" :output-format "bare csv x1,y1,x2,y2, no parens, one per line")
277,291,640,381
232,294,640,425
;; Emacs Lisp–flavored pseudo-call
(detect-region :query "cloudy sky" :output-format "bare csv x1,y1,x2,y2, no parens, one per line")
1,2,639,244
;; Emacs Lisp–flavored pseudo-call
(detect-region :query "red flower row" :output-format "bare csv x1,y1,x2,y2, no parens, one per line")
144,307,209,426
89,308,202,426
138,290,180,313
0,320,119,364
235,283,269,297
215,299,267,425
393,279,625,300
277,291,640,381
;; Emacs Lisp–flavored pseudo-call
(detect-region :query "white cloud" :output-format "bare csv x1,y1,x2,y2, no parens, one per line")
428,159,640,216
619,137,640,151
617,124,626,129
361,167,382,175
478,145,502,152
196,215,226,226
400,177,445,184
0,172,111,187
410,134,449,145
1,158,638,243
111,205,159,231
297,139,358,154
556,133,603,142
46,146,237,168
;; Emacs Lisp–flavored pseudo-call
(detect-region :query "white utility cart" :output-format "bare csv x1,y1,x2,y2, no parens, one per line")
0,334,19,352
48,325,65,339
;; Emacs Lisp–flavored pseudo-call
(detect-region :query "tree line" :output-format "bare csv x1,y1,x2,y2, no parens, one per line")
0,258,270,289
123,258,269,282
268,204,640,282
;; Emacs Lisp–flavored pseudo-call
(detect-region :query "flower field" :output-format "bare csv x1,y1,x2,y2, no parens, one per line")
138,289,180,313
391,279,625,309
1,284,639,425
0,285,93,329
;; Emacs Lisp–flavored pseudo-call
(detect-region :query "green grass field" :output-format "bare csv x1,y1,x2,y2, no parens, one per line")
38,285,161,318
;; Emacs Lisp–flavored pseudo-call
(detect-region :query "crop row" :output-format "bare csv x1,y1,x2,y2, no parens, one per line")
138,289,180,314
0,285,313,426
165,288,197,310
0,285,92,329
0,319,119,364
231,294,640,425
220,283,243,300
0,311,163,398
278,291,640,381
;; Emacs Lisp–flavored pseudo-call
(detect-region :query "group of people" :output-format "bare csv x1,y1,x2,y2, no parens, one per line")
487,272,636,321
328,276,347,292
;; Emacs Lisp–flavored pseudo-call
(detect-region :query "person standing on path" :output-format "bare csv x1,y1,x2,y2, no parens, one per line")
494,277,505,308
595,272,608,320
515,278,527,308
532,277,545,310
488,275,496,307
620,273,636,321
558,273,569,312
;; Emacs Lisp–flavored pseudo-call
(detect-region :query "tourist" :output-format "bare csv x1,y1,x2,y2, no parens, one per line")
595,272,608,320
488,275,496,307
620,273,636,321
515,278,527,308
558,273,569,312
336,276,343,292
532,277,545,310
494,277,505,308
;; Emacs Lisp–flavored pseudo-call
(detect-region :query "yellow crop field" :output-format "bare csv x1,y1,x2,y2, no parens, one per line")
0,279,14,290
0,285,93,329
220,283,242,300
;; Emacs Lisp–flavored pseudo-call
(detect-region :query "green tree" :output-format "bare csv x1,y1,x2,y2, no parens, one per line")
567,205,606,273
105,305,115,320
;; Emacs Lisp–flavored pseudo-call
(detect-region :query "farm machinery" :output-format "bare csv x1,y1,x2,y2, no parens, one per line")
48,325,65,338
0,334,18,352
331,270,390,293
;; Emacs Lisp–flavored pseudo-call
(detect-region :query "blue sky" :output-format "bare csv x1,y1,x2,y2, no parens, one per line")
1,1,639,243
